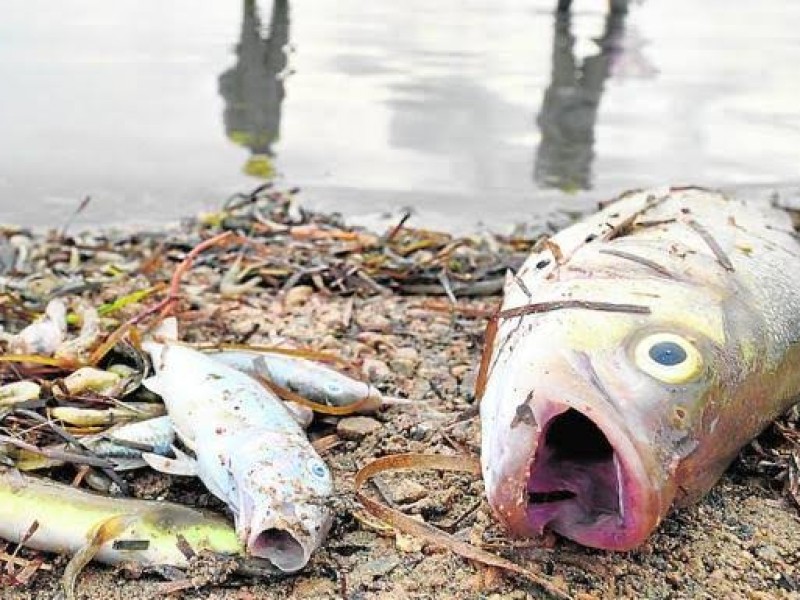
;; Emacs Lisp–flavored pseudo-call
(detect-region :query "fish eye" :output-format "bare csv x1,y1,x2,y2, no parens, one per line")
324,382,343,396
634,333,703,384
307,459,329,480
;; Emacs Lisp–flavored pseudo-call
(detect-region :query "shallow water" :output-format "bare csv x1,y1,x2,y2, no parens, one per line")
1,0,800,231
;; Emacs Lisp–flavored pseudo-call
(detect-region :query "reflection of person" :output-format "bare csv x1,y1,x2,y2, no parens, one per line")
557,0,628,13
533,11,626,191
219,0,290,179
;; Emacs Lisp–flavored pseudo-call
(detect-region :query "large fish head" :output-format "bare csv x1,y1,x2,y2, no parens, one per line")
226,431,334,572
480,277,752,550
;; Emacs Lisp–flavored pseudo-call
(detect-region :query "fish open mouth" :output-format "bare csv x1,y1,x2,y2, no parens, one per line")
250,528,306,572
525,408,637,548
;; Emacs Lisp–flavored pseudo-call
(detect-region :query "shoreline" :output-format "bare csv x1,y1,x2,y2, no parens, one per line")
1,186,798,599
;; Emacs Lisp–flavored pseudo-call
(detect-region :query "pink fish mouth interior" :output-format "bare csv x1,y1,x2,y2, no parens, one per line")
526,408,633,548
250,528,306,572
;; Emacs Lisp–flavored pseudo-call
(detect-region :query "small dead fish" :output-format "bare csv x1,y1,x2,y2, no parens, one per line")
55,302,100,360
143,342,333,572
8,299,67,355
209,350,383,411
82,415,176,461
11,416,175,472
0,381,41,406
0,466,243,597
49,403,166,427
54,366,122,398
481,187,800,550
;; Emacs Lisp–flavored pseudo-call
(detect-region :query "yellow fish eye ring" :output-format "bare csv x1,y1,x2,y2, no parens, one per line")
634,332,704,384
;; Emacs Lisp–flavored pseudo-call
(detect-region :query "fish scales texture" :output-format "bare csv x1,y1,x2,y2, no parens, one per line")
143,343,333,572
481,187,800,551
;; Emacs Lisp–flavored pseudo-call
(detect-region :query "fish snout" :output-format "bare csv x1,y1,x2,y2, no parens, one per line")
246,502,332,572
481,356,673,550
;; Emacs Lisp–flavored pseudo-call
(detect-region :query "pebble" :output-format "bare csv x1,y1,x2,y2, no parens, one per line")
450,364,471,379
284,285,313,307
389,480,428,504
337,416,383,440
351,557,400,582
390,358,417,377
362,358,392,382
395,532,425,553
753,544,781,563
356,312,392,332
393,347,419,361
291,577,337,597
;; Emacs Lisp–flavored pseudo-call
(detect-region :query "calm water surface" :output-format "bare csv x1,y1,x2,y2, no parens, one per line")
1,0,800,231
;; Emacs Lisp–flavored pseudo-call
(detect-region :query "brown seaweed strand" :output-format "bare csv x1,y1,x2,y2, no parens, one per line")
497,300,651,320
598,249,676,279
686,219,735,272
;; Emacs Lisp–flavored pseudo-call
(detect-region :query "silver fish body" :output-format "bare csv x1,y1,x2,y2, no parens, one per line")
143,342,333,571
84,415,175,460
481,187,800,550
209,350,382,411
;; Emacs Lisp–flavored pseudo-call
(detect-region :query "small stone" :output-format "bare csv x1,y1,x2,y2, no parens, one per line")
393,347,419,361
450,364,471,378
395,532,425,553
753,544,781,563
284,285,313,307
389,480,428,504
665,572,682,587
337,416,382,440
362,358,392,382
291,577,337,597
351,557,400,582
390,358,416,377
356,312,392,332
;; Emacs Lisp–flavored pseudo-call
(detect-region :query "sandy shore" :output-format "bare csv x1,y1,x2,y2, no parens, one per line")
1,187,798,599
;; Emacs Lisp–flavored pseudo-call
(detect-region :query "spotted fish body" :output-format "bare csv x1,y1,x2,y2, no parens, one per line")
480,187,800,550
143,343,333,572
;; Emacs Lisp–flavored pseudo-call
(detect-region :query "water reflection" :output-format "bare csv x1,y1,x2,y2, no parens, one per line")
219,0,290,180
534,10,627,191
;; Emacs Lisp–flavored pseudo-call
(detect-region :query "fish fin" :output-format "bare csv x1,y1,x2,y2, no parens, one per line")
141,374,163,396
283,400,314,429
503,268,514,293
62,514,134,600
111,458,147,472
150,317,179,342
142,450,198,477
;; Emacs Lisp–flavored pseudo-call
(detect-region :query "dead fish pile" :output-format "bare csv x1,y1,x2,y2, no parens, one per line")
0,300,397,594
0,184,540,594
480,186,800,550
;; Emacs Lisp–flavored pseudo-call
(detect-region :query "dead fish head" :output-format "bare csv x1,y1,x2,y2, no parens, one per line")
226,432,334,571
480,280,750,550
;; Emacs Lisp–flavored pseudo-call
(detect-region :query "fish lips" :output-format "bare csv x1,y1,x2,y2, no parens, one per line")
237,488,333,572
481,356,670,550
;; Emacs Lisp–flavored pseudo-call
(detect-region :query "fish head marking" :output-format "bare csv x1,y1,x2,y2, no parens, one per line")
225,431,334,571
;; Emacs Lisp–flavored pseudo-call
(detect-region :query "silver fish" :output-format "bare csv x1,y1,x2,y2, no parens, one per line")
209,350,383,411
143,342,333,572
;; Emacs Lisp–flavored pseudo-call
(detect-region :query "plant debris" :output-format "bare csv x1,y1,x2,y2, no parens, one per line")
0,185,798,599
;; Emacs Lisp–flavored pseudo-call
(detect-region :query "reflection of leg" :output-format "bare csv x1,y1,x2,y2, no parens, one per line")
556,0,573,13
558,0,628,14
609,0,629,14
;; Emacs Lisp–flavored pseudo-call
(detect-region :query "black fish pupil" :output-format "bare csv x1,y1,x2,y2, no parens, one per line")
649,341,687,366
